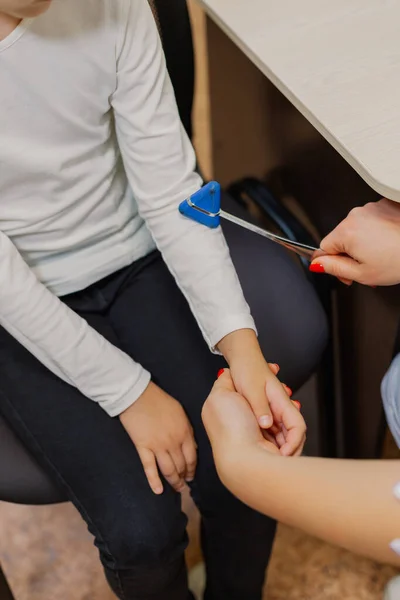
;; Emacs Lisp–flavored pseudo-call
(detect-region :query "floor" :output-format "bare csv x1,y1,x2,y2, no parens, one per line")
1,3,400,599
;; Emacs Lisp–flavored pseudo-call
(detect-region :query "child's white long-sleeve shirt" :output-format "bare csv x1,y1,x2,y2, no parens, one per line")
0,0,255,416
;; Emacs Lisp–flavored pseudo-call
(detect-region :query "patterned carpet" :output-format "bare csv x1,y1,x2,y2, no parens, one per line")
1,488,398,600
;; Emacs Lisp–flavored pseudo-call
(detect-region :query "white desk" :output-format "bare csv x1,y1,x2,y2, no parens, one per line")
197,0,400,201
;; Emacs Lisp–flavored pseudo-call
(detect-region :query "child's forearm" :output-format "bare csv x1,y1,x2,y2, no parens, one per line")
219,449,400,565
217,329,261,364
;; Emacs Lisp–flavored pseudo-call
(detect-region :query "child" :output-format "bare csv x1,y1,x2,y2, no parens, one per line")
0,0,319,598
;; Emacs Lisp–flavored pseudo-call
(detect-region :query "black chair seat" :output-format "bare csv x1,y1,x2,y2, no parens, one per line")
0,414,66,505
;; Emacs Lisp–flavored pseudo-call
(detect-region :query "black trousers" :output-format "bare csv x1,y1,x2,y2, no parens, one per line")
0,219,327,600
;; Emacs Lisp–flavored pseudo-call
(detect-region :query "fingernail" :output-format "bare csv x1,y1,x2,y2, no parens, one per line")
284,385,293,397
217,369,225,378
293,400,302,411
259,415,273,428
186,477,194,483
154,487,163,495
272,363,280,371
393,482,400,501
390,539,400,556
309,263,325,273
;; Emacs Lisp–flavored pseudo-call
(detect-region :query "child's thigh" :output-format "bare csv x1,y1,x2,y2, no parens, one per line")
107,260,244,513
0,324,187,568
108,253,225,431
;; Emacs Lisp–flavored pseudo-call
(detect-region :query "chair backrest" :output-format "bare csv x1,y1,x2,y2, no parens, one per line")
0,413,65,505
149,0,195,140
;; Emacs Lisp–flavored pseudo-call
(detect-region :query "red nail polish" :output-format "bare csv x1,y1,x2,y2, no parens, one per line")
309,263,325,273
285,386,293,397
293,400,302,411
217,369,225,378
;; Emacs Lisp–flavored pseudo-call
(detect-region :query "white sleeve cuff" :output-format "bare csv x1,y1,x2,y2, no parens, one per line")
207,315,258,355
100,368,152,417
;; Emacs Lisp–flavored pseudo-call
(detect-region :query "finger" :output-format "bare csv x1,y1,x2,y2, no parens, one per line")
266,379,306,455
157,451,185,493
294,436,306,456
170,448,187,481
182,436,198,482
245,377,274,430
279,422,305,456
262,428,279,448
311,248,352,285
319,226,348,255
309,255,363,283
291,428,306,456
280,424,307,456
268,420,288,448
268,363,280,376
338,277,354,286
265,378,292,435
283,384,293,397
312,222,355,283
292,400,301,411
274,428,287,448
137,448,163,495
311,247,327,261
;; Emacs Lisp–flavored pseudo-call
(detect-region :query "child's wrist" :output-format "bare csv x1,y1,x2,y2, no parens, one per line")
217,328,262,366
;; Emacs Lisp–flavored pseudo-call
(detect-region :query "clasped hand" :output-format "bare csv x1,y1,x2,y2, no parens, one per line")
203,367,305,461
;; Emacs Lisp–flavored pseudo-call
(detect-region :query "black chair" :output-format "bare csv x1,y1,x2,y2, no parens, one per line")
0,1,328,596
226,176,338,457
0,415,66,599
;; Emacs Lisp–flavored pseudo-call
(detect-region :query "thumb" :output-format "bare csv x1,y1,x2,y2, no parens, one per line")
310,255,363,284
243,379,273,430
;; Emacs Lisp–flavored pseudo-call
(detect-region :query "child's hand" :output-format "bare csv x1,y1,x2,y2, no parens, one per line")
218,330,306,456
119,382,197,495
263,366,305,456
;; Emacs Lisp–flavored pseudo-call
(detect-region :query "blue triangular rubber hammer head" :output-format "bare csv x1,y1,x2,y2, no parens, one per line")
179,181,221,229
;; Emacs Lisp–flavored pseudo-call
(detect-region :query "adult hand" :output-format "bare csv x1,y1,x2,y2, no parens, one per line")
202,368,279,460
310,199,400,286
203,368,306,460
